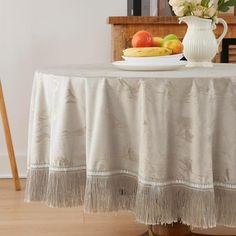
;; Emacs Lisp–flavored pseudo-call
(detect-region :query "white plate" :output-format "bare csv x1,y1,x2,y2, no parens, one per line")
122,53,184,64
112,61,187,71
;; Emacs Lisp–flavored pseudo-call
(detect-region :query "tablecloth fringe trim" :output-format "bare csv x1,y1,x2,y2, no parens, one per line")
28,164,86,171
84,175,217,228
25,168,86,207
25,169,236,228
88,170,215,189
84,176,236,228
25,168,48,202
215,188,236,228
135,183,216,229
84,175,137,212
27,166,236,189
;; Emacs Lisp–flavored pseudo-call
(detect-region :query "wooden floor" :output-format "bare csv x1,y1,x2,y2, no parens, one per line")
0,179,146,236
1,179,236,236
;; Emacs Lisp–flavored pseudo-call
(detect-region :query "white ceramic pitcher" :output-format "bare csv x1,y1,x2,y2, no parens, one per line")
179,16,228,67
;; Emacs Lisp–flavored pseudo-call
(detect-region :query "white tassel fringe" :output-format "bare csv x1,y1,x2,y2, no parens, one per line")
25,168,86,208
25,169,236,228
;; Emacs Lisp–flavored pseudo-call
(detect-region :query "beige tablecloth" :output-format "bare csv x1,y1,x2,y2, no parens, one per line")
25,64,236,228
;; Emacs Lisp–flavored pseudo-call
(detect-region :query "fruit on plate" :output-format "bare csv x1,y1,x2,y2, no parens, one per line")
127,31,183,56
153,37,163,47
162,39,183,54
132,31,153,48
123,47,172,57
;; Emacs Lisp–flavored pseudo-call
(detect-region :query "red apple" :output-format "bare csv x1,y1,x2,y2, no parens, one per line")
132,31,153,48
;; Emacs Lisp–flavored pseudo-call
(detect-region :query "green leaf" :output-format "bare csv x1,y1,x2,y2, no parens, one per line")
218,4,231,11
218,0,236,12
218,0,225,4
218,0,225,8
224,0,236,6
218,0,225,6
201,0,210,7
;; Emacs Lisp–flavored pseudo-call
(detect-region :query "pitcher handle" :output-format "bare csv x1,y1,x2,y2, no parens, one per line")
216,18,228,47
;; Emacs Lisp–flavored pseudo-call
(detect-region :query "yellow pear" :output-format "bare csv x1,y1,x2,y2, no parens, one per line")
162,39,183,54
153,37,163,47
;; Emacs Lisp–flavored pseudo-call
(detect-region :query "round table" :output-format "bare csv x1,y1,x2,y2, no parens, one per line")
25,64,236,235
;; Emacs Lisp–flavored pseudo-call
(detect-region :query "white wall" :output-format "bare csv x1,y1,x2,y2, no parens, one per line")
0,0,127,177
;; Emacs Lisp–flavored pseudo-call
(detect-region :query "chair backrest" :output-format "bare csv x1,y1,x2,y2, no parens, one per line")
221,38,236,63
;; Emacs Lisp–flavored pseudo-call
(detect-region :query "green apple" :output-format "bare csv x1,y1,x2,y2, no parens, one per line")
161,34,178,46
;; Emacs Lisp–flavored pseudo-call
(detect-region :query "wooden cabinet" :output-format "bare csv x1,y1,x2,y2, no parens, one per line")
108,16,236,63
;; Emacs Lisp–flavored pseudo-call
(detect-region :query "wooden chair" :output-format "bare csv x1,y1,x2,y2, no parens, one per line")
221,38,236,63
0,81,21,191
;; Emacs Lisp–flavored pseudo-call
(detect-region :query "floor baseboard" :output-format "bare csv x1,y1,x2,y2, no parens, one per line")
0,174,26,179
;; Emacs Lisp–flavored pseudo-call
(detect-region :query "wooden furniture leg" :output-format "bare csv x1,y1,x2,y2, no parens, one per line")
0,81,21,191
153,223,190,236
151,223,229,236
